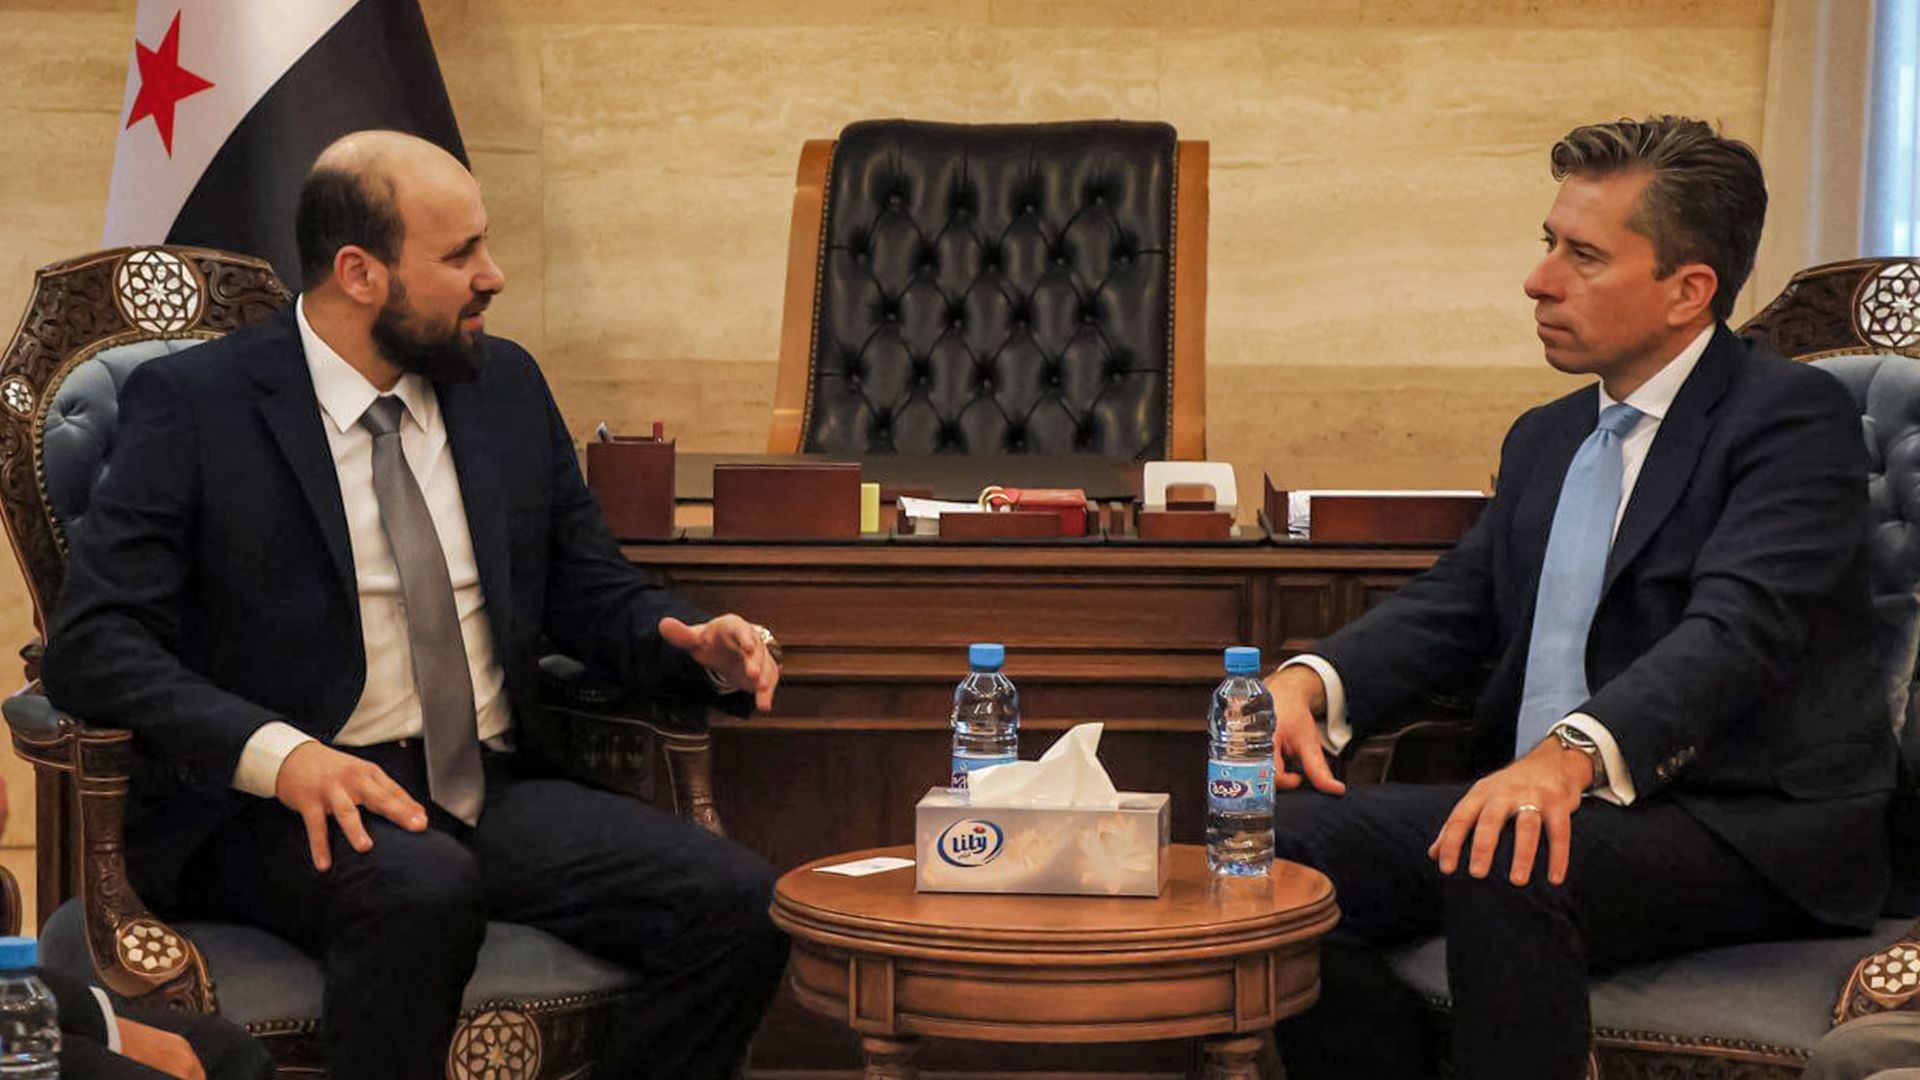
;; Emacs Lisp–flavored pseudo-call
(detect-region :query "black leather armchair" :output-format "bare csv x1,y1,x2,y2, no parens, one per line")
767,119,1210,460
0,245,727,1078
1354,258,1920,1079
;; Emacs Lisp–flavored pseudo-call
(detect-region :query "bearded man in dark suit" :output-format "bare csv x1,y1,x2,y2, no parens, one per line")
43,130,789,1080
1265,117,1892,1080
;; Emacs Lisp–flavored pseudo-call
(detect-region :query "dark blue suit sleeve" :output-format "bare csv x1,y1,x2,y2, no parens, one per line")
35,966,109,1041
531,374,715,699
1312,413,1533,739
41,362,282,786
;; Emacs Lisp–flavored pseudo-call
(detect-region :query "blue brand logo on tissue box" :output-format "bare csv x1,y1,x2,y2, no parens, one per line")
937,819,1005,867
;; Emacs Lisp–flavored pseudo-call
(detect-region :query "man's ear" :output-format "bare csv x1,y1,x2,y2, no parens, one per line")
1667,263,1720,327
332,245,387,307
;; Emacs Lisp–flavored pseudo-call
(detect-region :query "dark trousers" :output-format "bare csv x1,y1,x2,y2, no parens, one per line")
1271,783,1818,1080
178,744,789,1080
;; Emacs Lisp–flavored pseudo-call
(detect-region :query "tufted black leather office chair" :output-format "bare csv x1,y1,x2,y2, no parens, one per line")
1354,258,1920,1079
768,119,1208,459
0,246,728,1079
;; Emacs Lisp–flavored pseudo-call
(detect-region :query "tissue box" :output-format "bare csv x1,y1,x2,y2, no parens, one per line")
914,788,1171,897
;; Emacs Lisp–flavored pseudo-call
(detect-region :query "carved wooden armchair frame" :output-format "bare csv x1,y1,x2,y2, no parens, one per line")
1345,257,1920,1080
0,246,727,1077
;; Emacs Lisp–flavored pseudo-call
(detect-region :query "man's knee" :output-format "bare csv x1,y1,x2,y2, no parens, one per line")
336,828,486,948
1272,790,1353,868
1808,1014,1920,1080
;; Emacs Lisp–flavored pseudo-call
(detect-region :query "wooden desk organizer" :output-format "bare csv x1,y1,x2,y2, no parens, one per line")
938,510,1063,540
587,435,676,540
713,463,862,540
1264,475,1488,543
1135,509,1234,541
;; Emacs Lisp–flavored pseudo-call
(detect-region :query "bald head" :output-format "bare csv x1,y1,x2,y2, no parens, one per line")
293,129,473,291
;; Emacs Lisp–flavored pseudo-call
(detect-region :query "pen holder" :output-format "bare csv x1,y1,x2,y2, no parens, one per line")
587,436,676,540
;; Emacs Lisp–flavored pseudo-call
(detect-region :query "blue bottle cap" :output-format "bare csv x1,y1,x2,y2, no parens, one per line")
0,936,36,971
1224,646,1261,675
968,643,1005,671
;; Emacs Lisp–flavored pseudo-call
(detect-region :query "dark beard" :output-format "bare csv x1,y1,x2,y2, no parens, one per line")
370,283,484,383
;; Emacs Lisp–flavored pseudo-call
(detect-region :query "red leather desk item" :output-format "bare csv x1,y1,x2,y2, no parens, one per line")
979,486,1089,537
712,463,861,540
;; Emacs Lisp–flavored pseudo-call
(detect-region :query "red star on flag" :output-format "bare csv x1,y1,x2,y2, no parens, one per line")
125,11,215,156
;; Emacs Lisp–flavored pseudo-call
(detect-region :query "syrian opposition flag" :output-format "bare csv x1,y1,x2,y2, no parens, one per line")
102,0,467,287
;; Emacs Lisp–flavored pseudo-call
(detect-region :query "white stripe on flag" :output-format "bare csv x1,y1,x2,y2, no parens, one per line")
102,0,360,249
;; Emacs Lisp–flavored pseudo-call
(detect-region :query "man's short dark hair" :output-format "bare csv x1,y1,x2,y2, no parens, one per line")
1550,116,1766,323
294,168,403,291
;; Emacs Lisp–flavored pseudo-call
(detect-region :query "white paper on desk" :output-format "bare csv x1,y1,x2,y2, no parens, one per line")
967,722,1121,809
1287,489,1487,537
813,855,915,877
898,496,984,520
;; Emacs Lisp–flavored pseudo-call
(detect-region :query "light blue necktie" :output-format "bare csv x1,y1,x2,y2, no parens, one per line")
1514,402,1645,756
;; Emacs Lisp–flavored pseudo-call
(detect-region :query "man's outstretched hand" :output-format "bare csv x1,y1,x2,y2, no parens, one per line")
1261,665,1347,796
659,615,780,712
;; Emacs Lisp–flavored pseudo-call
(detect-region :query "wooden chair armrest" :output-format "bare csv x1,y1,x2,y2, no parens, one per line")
1342,688,1479,788
1835,922,1920,1025
3,694,214,1011
527,695,725,837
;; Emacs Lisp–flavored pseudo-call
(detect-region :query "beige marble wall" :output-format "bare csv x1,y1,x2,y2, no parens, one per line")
0,0,1772,854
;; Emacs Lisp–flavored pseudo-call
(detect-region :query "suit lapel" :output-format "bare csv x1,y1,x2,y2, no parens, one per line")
250,313,356,602
1602,326,1739,591
437,374,515,652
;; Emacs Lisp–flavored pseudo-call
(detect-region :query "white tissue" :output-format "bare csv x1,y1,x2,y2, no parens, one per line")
966,722,1121,809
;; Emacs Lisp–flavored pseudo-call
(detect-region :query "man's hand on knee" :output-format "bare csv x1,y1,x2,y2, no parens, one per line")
118,1016,206,1080
274,742,428,871
1264,665,1346,796
1428,738,1593,887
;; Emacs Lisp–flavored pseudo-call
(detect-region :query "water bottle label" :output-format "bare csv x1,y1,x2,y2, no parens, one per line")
950,754,1017,789
1207,759,1274,812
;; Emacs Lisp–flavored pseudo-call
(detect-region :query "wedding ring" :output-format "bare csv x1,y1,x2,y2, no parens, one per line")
1515,803,1543,815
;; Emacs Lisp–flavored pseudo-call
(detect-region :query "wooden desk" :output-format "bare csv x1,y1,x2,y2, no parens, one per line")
628,536,1445,871
773,845,1338,1080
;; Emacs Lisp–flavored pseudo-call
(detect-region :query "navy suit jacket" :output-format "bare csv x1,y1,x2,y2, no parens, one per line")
41,307,714,910
1316,326,1895,929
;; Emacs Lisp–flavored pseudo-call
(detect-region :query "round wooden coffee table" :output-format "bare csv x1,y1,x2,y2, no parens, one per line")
771,844,1338,1079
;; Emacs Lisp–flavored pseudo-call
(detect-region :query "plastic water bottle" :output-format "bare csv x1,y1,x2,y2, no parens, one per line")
950,643,1019,789
0,937,59,1077
1207,646,1276,877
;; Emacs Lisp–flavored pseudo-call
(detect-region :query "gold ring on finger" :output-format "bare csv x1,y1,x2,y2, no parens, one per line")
1516,803,1543,815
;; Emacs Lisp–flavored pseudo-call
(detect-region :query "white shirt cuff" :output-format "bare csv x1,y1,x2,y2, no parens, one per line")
232,721,317,798
89,985,119,1053
1554,713,1637,806
1277,654,1349,753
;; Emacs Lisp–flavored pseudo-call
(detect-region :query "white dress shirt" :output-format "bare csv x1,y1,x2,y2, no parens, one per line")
230,297,513,797
1284,325,1716,805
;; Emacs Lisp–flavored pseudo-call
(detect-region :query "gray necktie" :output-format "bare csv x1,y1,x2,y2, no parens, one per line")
360,396,484,825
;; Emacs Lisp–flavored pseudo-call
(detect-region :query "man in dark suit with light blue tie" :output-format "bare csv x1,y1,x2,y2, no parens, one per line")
1265,117,1893,1079
41,131,789,1080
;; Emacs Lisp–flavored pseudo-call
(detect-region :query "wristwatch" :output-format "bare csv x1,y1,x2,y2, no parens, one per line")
1552,724,1608,792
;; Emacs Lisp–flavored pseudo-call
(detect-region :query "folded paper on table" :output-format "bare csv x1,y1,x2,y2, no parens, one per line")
899,496,985,520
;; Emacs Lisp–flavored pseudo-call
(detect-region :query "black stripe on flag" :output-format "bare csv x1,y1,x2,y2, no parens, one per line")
166,0,466,288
